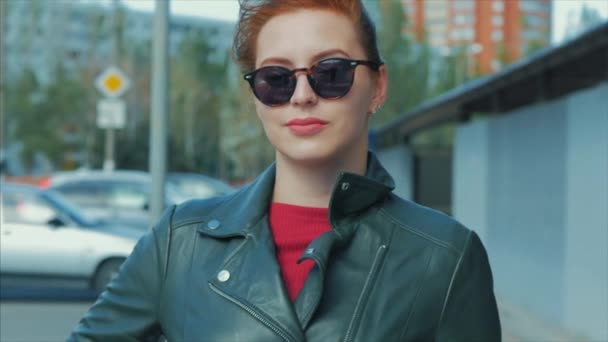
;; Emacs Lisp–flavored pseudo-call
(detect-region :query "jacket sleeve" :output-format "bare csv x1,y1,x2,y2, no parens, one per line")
435,230,502,342
68,206,175,342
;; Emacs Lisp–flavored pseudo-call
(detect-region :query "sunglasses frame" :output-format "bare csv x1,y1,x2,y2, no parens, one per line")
243,58,384,106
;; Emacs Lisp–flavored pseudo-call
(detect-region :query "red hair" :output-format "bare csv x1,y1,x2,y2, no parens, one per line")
233,0,382,73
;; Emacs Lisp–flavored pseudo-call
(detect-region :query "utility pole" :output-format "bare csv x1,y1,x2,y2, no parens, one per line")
103,0,121,171
149,0,169,224
0,0,6,180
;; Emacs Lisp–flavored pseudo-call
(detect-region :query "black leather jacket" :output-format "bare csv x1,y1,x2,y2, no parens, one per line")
70,153,501,341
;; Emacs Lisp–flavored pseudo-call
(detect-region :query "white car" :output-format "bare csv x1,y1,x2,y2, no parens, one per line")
0,186,137,293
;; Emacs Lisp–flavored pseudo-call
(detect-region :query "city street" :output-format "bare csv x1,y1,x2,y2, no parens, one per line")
0,296,584,342
0,301,91,342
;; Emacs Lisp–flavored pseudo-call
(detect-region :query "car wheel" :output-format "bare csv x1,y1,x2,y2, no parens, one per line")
91,258,125,293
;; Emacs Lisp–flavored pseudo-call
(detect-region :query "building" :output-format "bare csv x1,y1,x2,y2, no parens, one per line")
400,0,552,74
374,23,608,341
2,0,233,85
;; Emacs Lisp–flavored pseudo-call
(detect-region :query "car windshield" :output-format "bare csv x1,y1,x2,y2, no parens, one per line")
42,190,100,227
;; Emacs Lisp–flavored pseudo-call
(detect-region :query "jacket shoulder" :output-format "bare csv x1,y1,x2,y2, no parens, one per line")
170,192,236,229
379,193,472,254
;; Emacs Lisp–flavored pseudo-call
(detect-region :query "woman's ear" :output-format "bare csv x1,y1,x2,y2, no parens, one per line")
369,64,388,114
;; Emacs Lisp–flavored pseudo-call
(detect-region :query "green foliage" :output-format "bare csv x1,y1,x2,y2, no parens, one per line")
168,29,229,176
366,0,471,149
372,0,417,127
5,0,489,177
5,64,90,171
371,0,442,127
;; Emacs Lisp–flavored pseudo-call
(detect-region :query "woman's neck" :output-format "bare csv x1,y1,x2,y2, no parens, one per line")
272,149,368,208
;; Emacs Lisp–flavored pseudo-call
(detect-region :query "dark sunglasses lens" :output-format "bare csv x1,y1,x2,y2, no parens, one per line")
253,67,295,106
311,59,354,98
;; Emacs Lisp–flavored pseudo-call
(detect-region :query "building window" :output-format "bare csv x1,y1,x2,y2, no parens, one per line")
454,15,468,25
453,0,474,10
493,1,504,12
430,37,446,46
492,30,504,42
451,28,475,40
520,0,550,12
427,17,447,26
492,15,504,26
465,28,474,40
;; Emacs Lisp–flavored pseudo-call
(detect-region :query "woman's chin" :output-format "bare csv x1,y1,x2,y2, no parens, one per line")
277,145,338,167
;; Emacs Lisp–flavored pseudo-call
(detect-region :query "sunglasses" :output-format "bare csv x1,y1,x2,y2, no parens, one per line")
243,58,383,106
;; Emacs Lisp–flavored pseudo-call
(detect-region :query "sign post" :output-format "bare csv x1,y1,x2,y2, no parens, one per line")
95,66,131,171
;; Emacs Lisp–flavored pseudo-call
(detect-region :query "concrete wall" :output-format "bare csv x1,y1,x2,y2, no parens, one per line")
452,82,608,341
376,144,414,200
453,120,490,242
563,84,608,340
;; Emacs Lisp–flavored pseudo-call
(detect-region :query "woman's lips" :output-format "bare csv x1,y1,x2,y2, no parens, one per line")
286,117,329,136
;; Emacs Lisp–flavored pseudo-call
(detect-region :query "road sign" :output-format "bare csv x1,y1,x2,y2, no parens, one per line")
95,66,131,98
96,99,126,129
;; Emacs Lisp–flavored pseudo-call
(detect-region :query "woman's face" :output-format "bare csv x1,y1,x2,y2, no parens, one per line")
253,9,387,166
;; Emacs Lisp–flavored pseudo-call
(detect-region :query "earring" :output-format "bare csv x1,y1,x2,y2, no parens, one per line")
369,104,382,115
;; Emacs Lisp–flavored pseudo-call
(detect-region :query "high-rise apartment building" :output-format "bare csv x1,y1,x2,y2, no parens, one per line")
400,0,552,74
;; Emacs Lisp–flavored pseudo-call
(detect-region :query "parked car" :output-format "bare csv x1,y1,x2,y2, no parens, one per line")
47,170,234,229
1,183,145,240
0,183,137,293
47,170,187,230
166,172,235,201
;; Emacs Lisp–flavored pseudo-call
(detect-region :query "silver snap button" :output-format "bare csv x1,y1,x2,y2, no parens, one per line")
207,219,221,230
305,247,315,254
341,182,350,191
217,270,230,282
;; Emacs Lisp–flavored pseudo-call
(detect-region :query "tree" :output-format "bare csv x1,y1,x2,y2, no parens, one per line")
6,63,90,171
168,29,231,176
372,0,432,127
218,63,274,181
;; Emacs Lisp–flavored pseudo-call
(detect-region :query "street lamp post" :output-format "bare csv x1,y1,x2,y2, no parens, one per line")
149,0,169,225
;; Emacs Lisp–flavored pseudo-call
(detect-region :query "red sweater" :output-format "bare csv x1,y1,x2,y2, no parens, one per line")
269,202,331,301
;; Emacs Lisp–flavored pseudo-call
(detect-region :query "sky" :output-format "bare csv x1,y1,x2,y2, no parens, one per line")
120,0,608,44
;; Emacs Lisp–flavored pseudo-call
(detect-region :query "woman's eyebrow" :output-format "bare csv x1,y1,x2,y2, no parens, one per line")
259,57,293,67
258,48,351,68
311,48,350,61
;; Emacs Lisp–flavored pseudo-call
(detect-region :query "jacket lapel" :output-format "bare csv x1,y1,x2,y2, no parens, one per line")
196,151,395,339
198,165,305,341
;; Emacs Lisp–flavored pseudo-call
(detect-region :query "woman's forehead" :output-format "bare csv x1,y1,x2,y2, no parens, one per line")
255,9,364,66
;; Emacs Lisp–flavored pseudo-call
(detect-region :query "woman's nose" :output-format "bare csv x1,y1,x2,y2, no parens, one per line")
289,74,318,106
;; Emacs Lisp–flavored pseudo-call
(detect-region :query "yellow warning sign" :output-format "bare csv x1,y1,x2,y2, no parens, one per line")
95,66,131,98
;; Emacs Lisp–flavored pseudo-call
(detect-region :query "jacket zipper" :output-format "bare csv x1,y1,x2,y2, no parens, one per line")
209,282,296,342
343,244,388,342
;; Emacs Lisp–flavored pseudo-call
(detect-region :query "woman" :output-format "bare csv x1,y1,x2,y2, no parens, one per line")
70,0,501,341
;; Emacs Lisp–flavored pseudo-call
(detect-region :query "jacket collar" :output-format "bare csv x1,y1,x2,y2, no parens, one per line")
197,151,395,237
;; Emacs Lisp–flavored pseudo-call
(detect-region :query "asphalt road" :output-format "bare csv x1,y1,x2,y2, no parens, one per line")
0,301,92,342
0,296,584,342
0,301,523,342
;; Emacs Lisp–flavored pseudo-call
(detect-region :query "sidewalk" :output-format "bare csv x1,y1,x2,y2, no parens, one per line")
498,298,590,342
